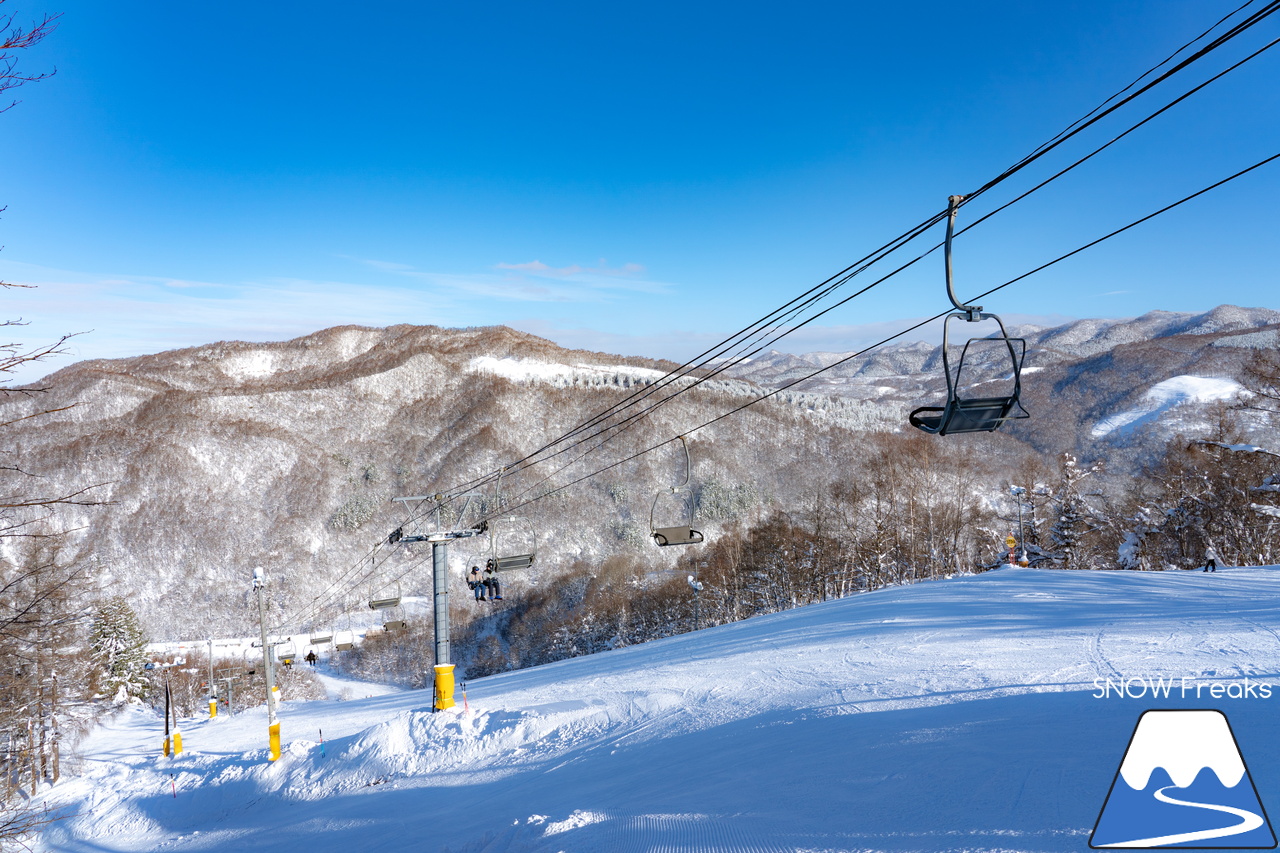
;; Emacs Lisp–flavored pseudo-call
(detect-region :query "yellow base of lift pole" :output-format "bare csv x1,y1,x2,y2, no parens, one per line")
268,722,281,761
209,699,217,719
434,664,456,710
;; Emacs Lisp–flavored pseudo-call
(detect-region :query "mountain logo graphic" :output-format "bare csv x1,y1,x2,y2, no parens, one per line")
1091,710,1276,849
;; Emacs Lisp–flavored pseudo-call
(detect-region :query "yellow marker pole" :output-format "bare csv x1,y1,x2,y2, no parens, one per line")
269,722,281,761
172,730,183,755
434,664,456,710
207,637,217,720
163,736,171,757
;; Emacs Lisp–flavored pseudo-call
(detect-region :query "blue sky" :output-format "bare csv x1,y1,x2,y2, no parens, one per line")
1,1,1278,383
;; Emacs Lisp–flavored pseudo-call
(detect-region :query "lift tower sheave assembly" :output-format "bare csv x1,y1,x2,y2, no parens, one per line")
390,493,486,710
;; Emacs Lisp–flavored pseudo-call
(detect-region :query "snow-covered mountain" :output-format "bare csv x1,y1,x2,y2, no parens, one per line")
0,325,890,639
724,305,1280,460
3,307,1276,639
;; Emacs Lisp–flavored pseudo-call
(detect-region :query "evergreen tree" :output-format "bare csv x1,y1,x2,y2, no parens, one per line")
1049,454,1101,568
88,597,149,702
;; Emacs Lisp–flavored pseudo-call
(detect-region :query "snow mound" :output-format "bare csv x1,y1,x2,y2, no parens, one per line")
1091,375,1243,438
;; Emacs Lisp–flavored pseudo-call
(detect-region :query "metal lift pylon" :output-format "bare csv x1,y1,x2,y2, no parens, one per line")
389,492,486,710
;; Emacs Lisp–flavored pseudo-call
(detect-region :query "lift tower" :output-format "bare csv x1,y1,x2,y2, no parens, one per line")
390,493,485,710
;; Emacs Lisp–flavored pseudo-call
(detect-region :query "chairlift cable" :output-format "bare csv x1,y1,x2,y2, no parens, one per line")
534,0,1280,466
960,0,1280,210
434,208,948,503
489,148,1280,522
1023,0,1263,160
434,5,1280,509
317,39,1280,631
956,31,1280,242
282,8,1280,630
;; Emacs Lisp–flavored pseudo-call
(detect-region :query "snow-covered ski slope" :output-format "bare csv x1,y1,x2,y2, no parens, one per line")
42,567,1280,852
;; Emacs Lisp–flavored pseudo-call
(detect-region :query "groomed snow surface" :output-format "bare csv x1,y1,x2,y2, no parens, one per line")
1090,375,1243,438
40,567,1280,852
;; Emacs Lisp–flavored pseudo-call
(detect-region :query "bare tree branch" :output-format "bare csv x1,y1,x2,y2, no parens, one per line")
0,3,59,114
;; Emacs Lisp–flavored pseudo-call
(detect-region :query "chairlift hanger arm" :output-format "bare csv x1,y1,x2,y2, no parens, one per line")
944,194,982,320
673,435,692,490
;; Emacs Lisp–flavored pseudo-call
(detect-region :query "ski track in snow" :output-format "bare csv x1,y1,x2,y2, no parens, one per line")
36,566,1280,853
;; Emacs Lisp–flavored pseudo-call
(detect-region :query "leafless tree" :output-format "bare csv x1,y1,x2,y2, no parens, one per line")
0,1,57,115
0,9,108,849
1237,348,1280,424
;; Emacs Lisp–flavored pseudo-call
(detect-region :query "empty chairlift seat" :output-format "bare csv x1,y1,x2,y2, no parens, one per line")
908,314,1028,435
652,526,704,547
486,508,538,573
650,436,705,547
489,553,535,572
908,194,1029,436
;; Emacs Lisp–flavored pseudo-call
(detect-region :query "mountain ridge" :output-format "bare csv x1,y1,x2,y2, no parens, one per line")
3,305,1276,639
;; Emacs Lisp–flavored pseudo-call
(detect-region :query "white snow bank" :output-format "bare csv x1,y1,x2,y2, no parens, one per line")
220,351,278,381
469,355,666,385
1091,375,1243,438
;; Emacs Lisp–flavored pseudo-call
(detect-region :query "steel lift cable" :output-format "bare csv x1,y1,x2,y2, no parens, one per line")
435,4,1280,509
490,42,1280,515
488,148,1280,524
309,6,1280,621
1024,0,1263,160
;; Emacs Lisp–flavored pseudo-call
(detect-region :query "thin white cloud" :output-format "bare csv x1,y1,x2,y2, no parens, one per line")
0,257,1076,390
0,260,463,384
495,259,647,278
348,256,669,301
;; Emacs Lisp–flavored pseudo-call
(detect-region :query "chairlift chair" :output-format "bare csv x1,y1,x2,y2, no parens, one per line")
488,517,537,573
367,551,403,610
909,195,1029,436
368,592,402,610
487,469,538,572
333,630,355,652
368,581,407,631
650,436,705,547
309,630,332,646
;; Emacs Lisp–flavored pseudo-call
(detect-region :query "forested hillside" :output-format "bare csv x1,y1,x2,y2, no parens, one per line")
1,309,1277,651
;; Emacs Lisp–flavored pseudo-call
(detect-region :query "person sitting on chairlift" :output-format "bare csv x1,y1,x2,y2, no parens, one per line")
469,566,487,601
484,560,503,601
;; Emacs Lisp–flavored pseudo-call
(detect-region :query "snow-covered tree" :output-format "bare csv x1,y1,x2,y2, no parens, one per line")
88,597,149,703
1048,454,1102,568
